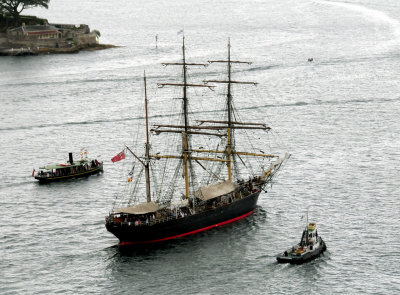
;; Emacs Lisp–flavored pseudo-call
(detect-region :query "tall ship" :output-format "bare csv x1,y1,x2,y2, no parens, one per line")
105,38,290,247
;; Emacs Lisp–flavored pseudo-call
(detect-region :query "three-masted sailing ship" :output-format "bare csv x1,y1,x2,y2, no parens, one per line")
105,38,290,247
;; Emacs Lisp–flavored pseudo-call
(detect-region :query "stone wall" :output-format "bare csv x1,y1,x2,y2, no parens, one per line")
0,34,9,49
77,32,97,47
8,33,96,49
8,38,65,49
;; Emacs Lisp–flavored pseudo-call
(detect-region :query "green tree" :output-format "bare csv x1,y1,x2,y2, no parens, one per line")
0,5,6,16
0,0,49,26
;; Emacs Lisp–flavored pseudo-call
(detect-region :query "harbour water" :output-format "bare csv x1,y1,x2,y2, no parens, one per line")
1,0,400,294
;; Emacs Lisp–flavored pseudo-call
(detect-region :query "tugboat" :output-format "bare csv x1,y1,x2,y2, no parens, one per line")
276,220,327,264
33,152,103,183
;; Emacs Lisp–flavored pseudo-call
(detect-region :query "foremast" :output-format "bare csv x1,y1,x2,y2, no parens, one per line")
125,71,152,203
144,72,151,203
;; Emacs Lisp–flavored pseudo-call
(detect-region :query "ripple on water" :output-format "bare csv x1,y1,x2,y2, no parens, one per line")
1,0,400,293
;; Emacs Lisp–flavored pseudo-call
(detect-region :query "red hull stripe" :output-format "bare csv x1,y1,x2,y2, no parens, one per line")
119,209,255,246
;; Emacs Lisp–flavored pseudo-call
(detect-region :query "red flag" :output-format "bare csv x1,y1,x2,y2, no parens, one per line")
111,150,125,163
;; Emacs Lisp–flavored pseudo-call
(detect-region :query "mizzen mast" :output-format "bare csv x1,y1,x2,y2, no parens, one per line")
205,38,258,182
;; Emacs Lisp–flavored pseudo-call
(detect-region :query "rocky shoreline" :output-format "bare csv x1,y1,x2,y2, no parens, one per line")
0,43,117,56
0,18,116,56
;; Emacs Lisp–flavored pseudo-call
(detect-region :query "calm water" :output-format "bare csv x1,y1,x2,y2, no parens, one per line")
1,0,400,294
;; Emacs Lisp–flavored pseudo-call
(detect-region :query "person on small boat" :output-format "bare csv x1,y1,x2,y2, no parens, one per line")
33,152,103,183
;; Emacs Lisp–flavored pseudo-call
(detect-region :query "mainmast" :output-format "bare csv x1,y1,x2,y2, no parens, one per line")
144,71,151,203
157,37,212,200
182,37,190,200
206,38,257,182
182,37,189,132
227,40,232,127
227,40,233,181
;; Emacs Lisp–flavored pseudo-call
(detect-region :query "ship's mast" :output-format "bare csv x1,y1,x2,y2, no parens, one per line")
144,71,151,203
152,38,276,200
182,37,190,199
157,37,212,200
227,40,233,181
125,72,152,203
182,38,189,132
306,208,309,244
207,38,257,181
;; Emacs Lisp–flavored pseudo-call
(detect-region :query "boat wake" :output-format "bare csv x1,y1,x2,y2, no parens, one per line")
316,0,400,46
0,179,32,190
2,97,398,132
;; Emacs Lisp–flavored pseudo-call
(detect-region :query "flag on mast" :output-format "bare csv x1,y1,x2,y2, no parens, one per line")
111,150,126,163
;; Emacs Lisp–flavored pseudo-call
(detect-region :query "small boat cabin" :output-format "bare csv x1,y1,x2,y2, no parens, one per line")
34,152,103,183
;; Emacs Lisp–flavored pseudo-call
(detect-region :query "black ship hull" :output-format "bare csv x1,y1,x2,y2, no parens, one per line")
106,190,261,247
276,239,327,264
34,165,103,183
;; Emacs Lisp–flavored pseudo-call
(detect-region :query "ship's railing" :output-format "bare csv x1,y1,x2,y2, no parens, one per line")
106,180,263,227
35,160,102,177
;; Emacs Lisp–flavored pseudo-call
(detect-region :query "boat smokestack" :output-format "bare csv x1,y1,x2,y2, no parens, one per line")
69,153,74,164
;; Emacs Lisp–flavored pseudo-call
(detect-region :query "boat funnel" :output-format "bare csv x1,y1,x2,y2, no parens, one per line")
69,152,74,164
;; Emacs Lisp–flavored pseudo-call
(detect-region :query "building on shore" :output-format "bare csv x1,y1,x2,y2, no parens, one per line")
2,22,98,55
8,24,62,47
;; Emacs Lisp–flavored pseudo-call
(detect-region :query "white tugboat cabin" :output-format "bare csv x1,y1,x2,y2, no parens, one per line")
277,222,327,264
